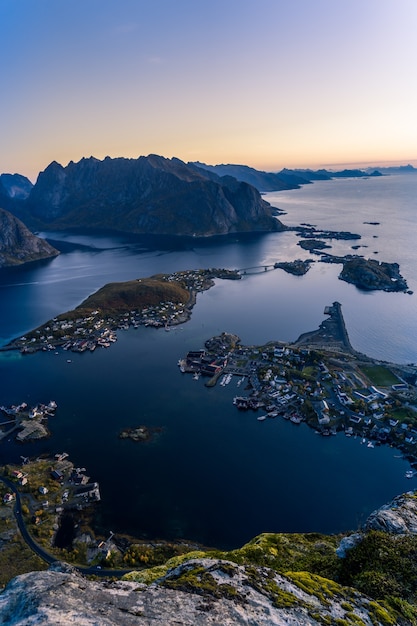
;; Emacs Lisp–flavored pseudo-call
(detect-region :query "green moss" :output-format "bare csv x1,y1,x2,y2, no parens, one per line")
384,596,417,625
345,613,366,626
309,613,332,625
243,565,299,609
161,564,245,603
286,571,349,606
367,601,396,626
223,532,340,580
122,550,206,583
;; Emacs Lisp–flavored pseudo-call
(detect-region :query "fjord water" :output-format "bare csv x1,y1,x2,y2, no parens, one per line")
0,174,416,548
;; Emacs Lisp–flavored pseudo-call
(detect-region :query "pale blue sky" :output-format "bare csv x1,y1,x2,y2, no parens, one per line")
2,0,417,179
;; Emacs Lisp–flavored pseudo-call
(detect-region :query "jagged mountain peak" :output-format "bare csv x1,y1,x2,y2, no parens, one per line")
21,154,283,236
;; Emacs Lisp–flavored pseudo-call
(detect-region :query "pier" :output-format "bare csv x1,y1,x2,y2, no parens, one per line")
292,302,355,354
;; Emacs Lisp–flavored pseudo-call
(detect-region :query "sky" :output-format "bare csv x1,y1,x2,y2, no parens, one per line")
2,0,417,181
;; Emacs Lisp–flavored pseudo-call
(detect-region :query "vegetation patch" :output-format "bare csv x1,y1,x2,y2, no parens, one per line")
338,531,417,604
285,571,349,606
160,563,246,603
122,551,207,583
243,565,299,609
359,365,400,387
223,532,340,580
75,276,189,315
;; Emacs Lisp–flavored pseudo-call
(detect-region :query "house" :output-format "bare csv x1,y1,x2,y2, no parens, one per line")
51,469,64,481
3,493,14,504
39,486,48,495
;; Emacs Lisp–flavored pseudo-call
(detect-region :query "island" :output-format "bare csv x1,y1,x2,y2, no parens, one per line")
1,268,241,354
179,303,417,461
339,257,409,292
118,425,162,442
297,238,332,251
273,259,313,275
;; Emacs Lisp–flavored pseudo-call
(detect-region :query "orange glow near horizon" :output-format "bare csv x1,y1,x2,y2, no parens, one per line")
2,1,417,181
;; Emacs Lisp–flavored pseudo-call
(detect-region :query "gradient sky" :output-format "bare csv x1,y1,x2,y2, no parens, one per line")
2,0,417,180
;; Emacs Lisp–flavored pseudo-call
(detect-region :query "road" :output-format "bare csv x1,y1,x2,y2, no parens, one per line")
0,475,132,579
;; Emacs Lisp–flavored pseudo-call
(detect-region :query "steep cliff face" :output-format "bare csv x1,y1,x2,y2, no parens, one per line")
364,491,417,534
0,208,59,267
23,155,283,236
0,174,33,200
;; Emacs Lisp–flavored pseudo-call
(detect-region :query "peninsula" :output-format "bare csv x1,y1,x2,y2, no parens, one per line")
179,303,417,462
1,268,241,355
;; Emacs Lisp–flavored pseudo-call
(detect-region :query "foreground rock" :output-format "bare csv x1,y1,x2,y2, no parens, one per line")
0,560,394,626
364,491,417,534
0,208,59,268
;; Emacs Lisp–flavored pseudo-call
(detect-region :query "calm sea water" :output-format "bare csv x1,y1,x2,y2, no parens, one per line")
0,174,416,548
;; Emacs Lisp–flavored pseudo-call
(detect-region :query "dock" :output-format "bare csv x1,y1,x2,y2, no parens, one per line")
292,302,355,354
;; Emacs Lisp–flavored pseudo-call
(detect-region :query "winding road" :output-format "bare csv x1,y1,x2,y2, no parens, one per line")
0,475,131,579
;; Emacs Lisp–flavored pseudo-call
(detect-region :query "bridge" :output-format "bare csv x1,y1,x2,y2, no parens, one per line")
236,264,277,275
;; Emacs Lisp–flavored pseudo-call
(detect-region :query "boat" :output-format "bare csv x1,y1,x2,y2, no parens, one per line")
367,441,374,448
405,470,415,479
257,415,267,421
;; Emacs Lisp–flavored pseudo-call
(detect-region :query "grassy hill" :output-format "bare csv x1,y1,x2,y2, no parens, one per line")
74,276,190,316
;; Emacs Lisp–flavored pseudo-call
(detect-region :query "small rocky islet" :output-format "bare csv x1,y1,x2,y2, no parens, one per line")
118,425,163,443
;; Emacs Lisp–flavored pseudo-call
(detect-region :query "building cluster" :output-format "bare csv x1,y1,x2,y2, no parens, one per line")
2,454,100,518
0,400,58,443
179,335,417,460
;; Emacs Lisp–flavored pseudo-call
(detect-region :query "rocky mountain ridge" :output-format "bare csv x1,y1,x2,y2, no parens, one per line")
11,155,282,237
0,208,59,268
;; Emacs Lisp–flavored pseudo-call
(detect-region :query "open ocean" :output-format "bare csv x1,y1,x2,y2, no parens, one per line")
0,173,416,548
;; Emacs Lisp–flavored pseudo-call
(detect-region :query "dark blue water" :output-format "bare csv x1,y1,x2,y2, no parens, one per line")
1,175,416,548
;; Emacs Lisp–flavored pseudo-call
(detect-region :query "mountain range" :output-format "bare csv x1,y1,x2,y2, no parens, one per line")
1,156,416,263
7,155,283,237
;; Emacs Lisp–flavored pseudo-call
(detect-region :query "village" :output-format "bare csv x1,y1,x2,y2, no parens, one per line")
0,400,58,442
0,452,107,564
1,268,241,356
0,452,198,572
178,308,417,471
